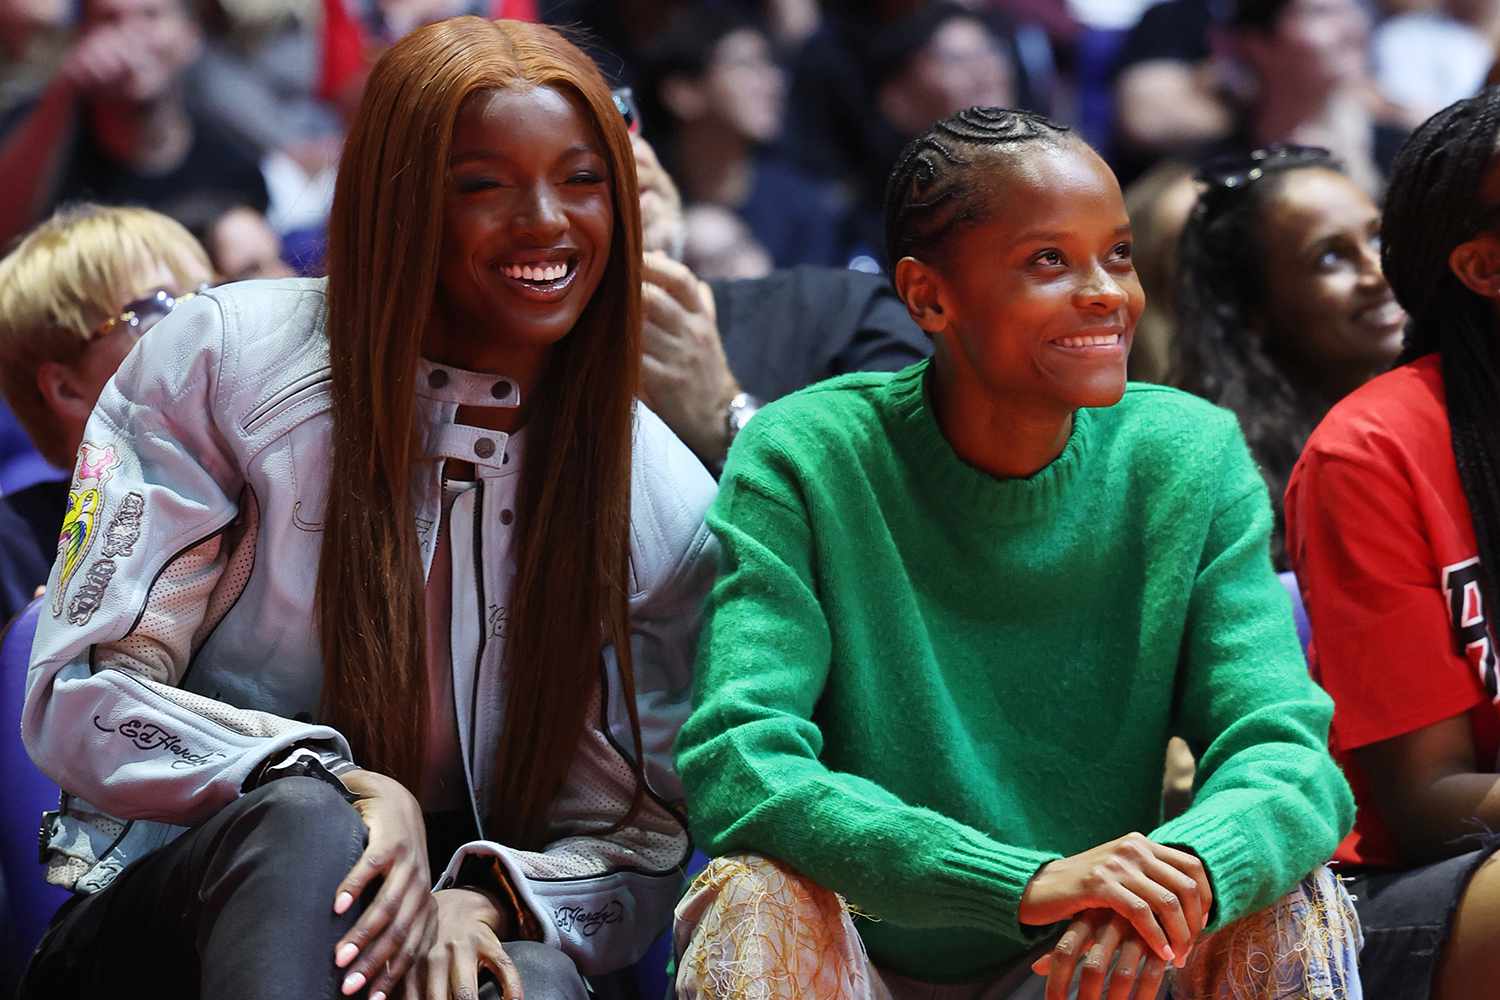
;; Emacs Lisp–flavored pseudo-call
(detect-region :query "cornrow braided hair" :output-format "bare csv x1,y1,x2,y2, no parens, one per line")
1382,86,1500,644
883,106,1075,266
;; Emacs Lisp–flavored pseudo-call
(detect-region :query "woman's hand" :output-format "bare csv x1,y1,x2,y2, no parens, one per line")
1031,910,1170,1000
403,888,524,1000
1018,833,1212,966
331,769,437,1000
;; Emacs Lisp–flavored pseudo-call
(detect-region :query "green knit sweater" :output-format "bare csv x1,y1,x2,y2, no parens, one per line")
676,361,1353,982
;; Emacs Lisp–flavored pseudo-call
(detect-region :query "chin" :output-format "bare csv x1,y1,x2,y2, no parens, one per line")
1071,375,1128,410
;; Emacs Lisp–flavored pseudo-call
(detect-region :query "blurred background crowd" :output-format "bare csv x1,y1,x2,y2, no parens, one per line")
2,0,1479,283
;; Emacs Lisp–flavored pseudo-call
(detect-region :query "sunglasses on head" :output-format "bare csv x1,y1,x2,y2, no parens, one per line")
89,284,209,341
1196,144,1337,191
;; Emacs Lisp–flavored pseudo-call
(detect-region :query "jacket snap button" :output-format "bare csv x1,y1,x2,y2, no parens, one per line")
427,369,449,389
500,509,514,525
492,380,513,399
474,437,497,459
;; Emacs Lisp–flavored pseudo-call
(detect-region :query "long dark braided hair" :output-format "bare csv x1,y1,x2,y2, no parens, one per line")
884,106,1076,266
1175,146,1343,570
1383,87,1500,632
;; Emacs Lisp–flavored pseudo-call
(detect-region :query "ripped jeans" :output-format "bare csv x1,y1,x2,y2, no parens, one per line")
674,855,1362,1000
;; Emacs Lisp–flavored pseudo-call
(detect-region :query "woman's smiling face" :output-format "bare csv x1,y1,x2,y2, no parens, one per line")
1257,167,1404,377
928,142,1144,417
435,83,614,368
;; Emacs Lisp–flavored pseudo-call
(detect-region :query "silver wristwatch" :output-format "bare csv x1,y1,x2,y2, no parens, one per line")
725,391,762,447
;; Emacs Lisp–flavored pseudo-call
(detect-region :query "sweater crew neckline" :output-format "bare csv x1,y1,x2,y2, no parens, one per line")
885,361,1094,524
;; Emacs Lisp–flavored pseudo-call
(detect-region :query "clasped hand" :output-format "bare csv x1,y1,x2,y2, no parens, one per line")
329,770,523,999
1018,833,1213,1000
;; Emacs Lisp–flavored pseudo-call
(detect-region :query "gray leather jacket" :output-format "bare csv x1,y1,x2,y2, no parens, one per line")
24,277,718,975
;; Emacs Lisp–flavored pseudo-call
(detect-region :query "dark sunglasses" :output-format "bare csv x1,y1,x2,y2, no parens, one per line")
89,284,209,341
1196,144,1337,191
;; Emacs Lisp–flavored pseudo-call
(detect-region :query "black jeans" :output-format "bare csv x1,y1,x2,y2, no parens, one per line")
20,777,593,999
20,777,369,1000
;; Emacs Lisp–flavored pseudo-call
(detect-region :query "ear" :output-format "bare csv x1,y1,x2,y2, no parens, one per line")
1449,235,1500,299
659,76,708,122
893,256,949,337
1446,235,1500,301
35,360,95,426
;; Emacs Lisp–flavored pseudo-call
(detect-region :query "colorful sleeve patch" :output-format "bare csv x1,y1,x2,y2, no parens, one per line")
51,442,122,619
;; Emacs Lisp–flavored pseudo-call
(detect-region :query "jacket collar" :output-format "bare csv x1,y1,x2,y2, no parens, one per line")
416,358,522,410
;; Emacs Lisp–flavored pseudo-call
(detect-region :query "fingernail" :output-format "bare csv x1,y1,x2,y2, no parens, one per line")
335,942,358,968
341,972,366,995
1163,947,1175,962
334,891,353,915
372,993,387,1000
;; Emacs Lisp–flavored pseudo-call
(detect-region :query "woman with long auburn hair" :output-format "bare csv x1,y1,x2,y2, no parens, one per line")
19,17,716,1000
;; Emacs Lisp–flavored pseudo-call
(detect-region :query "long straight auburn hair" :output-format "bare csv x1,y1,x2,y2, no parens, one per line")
315,17,644,849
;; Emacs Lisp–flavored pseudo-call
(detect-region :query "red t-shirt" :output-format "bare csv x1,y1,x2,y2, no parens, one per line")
1285,355,1500,869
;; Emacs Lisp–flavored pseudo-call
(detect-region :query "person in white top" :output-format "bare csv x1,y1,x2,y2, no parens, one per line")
19,16,717,1000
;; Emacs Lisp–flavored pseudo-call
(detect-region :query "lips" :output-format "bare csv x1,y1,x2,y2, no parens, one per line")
1050,326,1126,352
1352,299,1405,335
495,252,581,302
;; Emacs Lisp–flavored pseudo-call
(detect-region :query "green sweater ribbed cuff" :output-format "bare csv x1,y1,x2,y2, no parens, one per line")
930,827,1062,944
1150,808,1260,932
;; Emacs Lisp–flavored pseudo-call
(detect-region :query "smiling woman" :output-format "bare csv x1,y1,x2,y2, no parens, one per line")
1173,144,1404,570
19,17,716,1000
672,107,1359,1000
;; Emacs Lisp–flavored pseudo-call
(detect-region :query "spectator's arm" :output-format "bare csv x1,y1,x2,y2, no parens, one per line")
0,78,78,246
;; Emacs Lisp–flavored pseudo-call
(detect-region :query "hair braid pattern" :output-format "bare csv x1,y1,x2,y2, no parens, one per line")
883,106,1073,265
1383,87,1500,651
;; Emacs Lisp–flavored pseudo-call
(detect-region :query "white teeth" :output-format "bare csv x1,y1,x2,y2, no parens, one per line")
502,262,570,282
1055,334,1121,348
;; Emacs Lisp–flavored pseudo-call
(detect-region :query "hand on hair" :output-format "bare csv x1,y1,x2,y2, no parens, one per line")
1030,909,1171,1000
332,769,438,1000
641,250,740,468
1018,833,1212,968
402,888,523,1000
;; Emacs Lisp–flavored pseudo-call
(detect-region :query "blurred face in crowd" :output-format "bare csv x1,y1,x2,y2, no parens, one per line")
1239,0,1369,97
433,84,614,371
1258,167,1403,377
905,143,1144,417
880,17,1014,139
82,0,200,104
677,27,785,144
209,208,294,282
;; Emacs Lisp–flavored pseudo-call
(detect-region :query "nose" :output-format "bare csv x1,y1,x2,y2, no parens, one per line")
1355,238,1385,289
513,181,569,243
1075,263,1127,314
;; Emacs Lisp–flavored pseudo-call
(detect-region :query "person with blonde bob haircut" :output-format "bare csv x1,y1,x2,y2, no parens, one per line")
0,203,212,625
0,203,212,471
19,17,716,1000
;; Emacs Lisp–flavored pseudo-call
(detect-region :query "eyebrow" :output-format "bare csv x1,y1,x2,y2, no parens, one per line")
449,143,604,167
1012,224,1132,242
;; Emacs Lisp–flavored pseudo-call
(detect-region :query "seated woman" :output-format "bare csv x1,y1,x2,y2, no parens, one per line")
1285,87,1500,1000
19,18,715,1000
1175,144,1404,569
673,107,1359,1000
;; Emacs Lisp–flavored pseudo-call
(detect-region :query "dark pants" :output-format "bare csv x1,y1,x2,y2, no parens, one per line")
19,778,589,999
